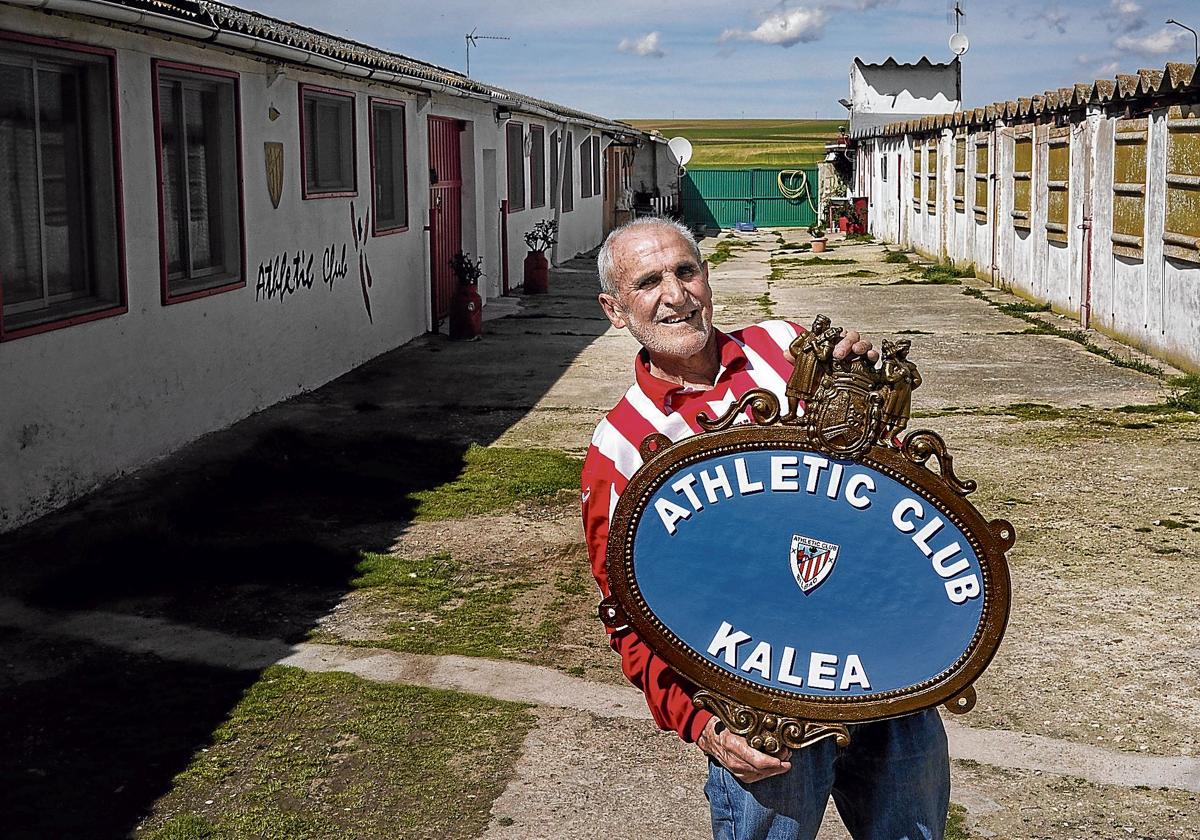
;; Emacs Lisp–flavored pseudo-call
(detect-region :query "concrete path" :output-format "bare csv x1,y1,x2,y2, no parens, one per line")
2,596,1196,797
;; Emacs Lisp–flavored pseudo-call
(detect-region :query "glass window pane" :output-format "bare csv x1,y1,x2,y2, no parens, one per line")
160,80,186,278
0,63,43,308
374,106,396,222
184,84,223,272
38,67,88,299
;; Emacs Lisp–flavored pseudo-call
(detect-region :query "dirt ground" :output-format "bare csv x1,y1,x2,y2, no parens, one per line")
2,228,1197,839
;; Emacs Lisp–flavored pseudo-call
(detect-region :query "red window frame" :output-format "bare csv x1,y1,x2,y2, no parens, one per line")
580,135,593,199
298,83,357,200
151,59,246,305
506,121,526,211
368,96,409,236
0,30,128,343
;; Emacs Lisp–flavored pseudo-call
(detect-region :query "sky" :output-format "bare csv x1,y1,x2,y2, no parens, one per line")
239,0,1200,119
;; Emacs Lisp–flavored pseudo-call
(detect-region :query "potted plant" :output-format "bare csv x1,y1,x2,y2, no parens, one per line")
523,219,558,294
449,251,483,340
808,222,828,253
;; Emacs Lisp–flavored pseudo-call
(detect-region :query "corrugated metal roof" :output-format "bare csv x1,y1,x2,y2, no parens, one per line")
853,58,1200,139
48,0,640,136
853,56,958,71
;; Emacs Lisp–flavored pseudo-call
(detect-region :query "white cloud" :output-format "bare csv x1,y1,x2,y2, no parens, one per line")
720,6,828,47
1114,28,1187,56
617,31,665,58
1095,61,1121,76
1108,0,1145,32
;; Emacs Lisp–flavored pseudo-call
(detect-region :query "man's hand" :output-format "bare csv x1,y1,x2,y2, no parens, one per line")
833,330,878,362
696,716,792,784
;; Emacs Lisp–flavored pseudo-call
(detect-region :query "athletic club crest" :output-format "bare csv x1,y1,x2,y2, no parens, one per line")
790,534,839,594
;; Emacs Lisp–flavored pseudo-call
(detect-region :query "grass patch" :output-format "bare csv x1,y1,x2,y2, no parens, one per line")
897,329,932,334
961,287,986,299
755,292,775,317
778,241,811,251
945,802,971,840
798,256,856,265
142,667,532,840
622,118,839,167
916,263,973,285
835,269,880,278
349,550,534,658
883,251,911,264
409,444,581,521
1004,402,1067,421
844,233,875,242
1156,519,1188,529
1166,373,1200,412
708,238,752,266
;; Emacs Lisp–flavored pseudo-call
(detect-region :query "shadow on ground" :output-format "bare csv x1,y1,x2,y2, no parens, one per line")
0,257,607,839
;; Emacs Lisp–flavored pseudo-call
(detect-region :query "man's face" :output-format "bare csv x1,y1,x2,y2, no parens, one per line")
598,226,714,362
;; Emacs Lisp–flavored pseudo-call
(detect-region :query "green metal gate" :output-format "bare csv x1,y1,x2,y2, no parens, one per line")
682,167,819,229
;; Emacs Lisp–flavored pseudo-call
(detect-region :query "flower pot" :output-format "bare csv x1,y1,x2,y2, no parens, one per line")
811,237,828,253
838,216,850,233
449,282,482,340
523,251,549,294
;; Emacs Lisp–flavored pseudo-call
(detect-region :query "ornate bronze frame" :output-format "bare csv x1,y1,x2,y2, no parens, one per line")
601,319,1014,752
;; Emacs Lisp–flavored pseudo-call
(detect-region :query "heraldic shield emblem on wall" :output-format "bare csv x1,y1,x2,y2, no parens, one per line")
264,142,284,210
599,315,1014,753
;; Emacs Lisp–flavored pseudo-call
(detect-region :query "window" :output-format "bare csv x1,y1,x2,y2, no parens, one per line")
973,134,989,223
580,134,593,199
0,33,124,340
530,124,545,208
550,130,559,210
925,138,937,212
301,85,355,197
1012,130,1033,230
1163,105,1200,264
912,141,922,211
592,134,601,197
881,154,888,181
154,61,243,302
953,133,966,211
369,99,408,234
1046,128,1069,244
562,131,574,212
506,121,525,211
1111,118,1147,259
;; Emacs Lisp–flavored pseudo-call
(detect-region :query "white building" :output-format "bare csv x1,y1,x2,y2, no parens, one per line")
851,61,1200,374
848,57,960,139
0,0,677,532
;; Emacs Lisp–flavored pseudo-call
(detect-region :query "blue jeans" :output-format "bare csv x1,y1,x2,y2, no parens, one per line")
704,710,950,840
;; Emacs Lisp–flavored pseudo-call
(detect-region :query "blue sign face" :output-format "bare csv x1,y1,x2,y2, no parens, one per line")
631,448,986,701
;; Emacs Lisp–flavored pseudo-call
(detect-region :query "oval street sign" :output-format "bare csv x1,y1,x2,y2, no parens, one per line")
602,319,1013,751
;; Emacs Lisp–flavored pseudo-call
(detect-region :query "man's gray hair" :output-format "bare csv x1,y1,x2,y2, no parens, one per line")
596,217,703,296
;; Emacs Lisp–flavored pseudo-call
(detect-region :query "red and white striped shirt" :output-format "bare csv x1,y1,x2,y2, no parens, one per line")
580,320,804,742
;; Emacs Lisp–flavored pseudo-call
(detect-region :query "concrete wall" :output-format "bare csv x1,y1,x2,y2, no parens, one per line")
0,6,635,531
856,104,1200,373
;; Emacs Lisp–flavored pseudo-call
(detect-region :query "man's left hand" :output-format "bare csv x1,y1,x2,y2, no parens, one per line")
833,330,878,362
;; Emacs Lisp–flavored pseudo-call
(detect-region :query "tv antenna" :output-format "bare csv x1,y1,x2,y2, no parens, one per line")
947,0,965,32
465,27,510,77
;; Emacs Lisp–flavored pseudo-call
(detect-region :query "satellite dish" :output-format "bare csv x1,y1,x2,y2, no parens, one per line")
667,136,693,167
949,32,970,56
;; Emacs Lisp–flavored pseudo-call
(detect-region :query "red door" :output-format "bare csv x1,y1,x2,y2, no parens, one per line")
428,116,463,325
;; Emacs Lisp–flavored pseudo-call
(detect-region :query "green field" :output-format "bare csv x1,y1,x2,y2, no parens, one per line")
623,119,844,168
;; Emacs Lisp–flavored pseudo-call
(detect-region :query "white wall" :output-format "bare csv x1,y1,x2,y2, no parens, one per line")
857,102,1200,373
0,6,626,531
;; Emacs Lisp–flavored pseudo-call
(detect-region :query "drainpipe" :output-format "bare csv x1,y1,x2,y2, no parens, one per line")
550,120,568,267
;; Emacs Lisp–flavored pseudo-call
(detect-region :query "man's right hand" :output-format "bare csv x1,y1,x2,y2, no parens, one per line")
696,716,792,784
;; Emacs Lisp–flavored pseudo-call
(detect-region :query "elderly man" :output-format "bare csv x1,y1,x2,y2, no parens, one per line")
581,218,949,840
